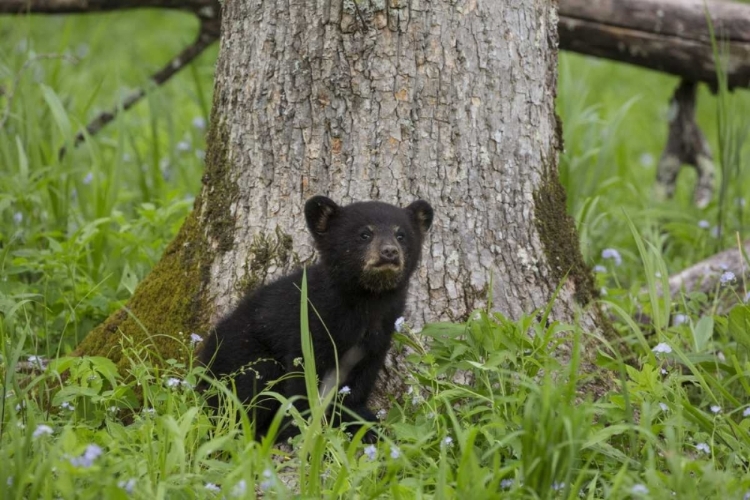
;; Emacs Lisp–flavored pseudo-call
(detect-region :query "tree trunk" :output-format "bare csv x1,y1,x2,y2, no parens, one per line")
76,0,607,402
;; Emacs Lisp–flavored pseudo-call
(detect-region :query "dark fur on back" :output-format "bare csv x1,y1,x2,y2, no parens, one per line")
199,196,433,441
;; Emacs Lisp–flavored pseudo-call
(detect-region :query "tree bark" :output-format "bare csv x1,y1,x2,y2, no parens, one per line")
77,0,609,402
558,0,750,90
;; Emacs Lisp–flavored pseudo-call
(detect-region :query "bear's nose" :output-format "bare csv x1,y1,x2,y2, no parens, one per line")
380,245,399,261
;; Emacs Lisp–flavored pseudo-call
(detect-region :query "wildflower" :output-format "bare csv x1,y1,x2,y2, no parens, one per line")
552,481,565,491
118,478,136,494
697,220,710,229
442,436,454,448
600,287,608,296
711,226,720,238
204,483,220,493
108,406,119,414
13,212,23,224
376,409,387,420
339,385,351,395
695,442,710,454
631,484,649,495
189,333,203,346
500,479,514,489
390,446,401,459
192,117,207,130
231,479,247,497
32,424,53,438
639,153,654,167
720,271,736,285
176,141,191,152
672,314,688,327
661,368,667,375
83,172,93,185
601,248,622,266
744,407,750,417
70,444,103,468
165,377,182,388
7,477,13,486
394,316,405,333
364,444,377,461
195,149,206,161
652,342,672,354
426,411,436,419
142,407,156,415
60,401,74,411
593,265,607,274
259,468,274,491
710,405,721,414
655,271,662,278
659,403,668,411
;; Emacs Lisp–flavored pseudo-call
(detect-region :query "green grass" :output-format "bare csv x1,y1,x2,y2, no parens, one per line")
3,11,750,500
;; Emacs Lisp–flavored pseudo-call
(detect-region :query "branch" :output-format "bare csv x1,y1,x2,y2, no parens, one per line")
0,0,216,15
559,0,750,90
655,80,715,208
667,239,750,299
57,17,218,158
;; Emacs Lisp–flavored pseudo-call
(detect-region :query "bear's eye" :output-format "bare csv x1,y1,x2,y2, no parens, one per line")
360,232,371,241
395,232,405,241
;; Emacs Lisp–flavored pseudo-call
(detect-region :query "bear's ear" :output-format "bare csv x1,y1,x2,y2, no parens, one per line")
406,200,433,234
305,196,340,235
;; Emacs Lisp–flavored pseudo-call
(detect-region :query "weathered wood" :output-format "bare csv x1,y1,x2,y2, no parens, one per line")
559,0,750,89
668,240,750,298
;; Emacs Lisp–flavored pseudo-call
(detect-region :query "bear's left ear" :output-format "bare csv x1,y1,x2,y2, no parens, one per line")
305,196,340,235
406,200,433,235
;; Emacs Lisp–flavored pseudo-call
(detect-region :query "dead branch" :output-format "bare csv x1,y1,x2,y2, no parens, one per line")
559,0,750,90
59,20,218,158
655,80,715,208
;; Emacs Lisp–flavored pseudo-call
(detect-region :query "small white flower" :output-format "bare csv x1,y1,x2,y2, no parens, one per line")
672,314,688,327
13,212,22,224
661,368,667,375
442,436,454,448
231,479,247,497
32,424,53,438
718,351,726,362
60,401,74,411
195,149,206,161
204,483,220,492
601,248,622,266
376,409,387,420
83,172,93,185
189,333,203,345
364,444,377,461
655,271,662,278
593,265,607,274
720,271,736,285
695,442,710,454
176,141,191,152
390,446,401,459
710,405,721,414
70,444,103,468
600,287,608,296
631,484,649,495
659,403,668,411
165,377,182,388
552,481,565,491
394,317,405,333
698,220,710,229
639,153,654,167
339,386,351,395
259,468,274,491
743,407,750,418
652,342,672,354
192,117,207,130
426,412,435,419
737,197,747,207
117,478,136,494
142,407,156,415
500,479,514,489
108,406,119,414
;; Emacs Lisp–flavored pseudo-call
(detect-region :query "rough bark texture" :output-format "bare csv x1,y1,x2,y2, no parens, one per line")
79,0,609,401
559,0,750,90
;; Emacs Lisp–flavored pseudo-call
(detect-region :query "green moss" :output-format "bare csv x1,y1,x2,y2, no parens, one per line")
237,226,299,293
75,92,238,371
533,164,596,306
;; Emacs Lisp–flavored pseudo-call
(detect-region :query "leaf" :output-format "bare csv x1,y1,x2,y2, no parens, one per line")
692,316,714,353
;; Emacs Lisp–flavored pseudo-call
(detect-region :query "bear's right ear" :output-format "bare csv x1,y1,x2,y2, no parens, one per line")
305,196,340,235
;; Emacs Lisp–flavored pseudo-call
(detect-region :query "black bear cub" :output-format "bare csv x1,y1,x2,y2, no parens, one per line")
199,195,433,441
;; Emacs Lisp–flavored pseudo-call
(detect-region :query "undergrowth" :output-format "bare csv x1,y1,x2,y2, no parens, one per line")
2,10,750,500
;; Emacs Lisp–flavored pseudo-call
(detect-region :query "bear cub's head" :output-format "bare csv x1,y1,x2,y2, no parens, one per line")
305,196,433,293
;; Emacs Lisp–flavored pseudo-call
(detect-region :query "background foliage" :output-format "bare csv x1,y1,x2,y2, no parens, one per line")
2,11,750,499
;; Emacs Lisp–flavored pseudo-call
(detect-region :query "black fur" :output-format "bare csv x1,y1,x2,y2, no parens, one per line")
199,196,433,441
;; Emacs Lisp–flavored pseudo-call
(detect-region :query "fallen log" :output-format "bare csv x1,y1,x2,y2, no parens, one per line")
667,239,750,298
558,0,750,90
